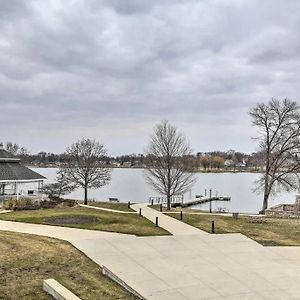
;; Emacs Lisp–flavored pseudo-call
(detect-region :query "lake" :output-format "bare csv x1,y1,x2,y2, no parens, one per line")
31,167,297,214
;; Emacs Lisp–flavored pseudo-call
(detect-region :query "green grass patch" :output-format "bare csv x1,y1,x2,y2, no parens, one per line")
166,212,300,246
0,207,169,236
0,231,138,300
86,201,134,212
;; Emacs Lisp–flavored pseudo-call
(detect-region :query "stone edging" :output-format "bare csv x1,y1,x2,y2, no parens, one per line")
43,278,81,300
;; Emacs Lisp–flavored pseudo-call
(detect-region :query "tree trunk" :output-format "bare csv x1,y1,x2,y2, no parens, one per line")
262,192,269,213
262,175,270,213
167,194,171,211
84,187,88,205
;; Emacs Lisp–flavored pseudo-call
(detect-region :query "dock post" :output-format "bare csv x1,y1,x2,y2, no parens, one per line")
180,211,183,220
209,189,212,213
139,208,142,216
160,204,162,212
211,220,215,233
156,217,159,227
128,201,130,209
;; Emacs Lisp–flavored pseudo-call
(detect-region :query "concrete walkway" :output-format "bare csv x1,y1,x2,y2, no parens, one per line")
79,204,137,214
2,210,300,299
131,203,207,235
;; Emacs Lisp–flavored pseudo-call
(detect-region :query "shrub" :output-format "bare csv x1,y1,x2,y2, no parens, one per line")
3,197,77,211
3,198,39,211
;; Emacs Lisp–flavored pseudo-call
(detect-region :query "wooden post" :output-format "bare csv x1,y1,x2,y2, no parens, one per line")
160,203,162,212
180,211,183,220
211,220,215,233
156,217,158,227
16,182,19,201
139,208,142,216
128,201,130,209
209,189,212,213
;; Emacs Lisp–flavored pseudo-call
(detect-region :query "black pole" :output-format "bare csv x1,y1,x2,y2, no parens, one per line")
180,210,183,220
160,203,162,212
139,208,142,216
128,201,130,209
209,188,212,213
211,220,215,233
156,216,158,227
151,199,153,206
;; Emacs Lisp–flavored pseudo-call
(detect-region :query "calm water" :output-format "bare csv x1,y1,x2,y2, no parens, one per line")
31,168,296,214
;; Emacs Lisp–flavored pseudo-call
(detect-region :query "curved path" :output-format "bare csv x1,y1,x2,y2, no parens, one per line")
2,205,300,299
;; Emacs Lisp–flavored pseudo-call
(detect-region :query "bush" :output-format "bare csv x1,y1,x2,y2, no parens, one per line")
3,198,39,211
3,197,77,211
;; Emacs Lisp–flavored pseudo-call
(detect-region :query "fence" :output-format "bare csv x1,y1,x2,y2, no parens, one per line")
148,195,183,205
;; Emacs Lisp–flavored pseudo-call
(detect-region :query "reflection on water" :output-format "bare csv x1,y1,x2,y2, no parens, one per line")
31,167,296,214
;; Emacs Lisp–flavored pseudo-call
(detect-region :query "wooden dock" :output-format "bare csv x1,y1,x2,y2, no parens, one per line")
172,196,231,208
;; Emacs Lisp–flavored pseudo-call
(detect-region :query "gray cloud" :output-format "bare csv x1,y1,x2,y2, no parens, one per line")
0,0,299,155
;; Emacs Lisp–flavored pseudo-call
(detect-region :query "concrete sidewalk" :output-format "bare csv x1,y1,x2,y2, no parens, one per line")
79,204,137,214
131,203,207,235
2,216,300,299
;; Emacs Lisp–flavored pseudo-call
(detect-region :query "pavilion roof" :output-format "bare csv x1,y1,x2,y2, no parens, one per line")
0,149,45,182
0,162,46,182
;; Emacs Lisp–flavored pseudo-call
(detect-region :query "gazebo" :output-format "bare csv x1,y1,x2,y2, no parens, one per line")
0,148,46,202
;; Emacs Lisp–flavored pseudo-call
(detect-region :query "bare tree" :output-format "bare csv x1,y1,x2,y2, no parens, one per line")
42,169,76,199
60,138,111,204
249,98,300,213
145,120,196,210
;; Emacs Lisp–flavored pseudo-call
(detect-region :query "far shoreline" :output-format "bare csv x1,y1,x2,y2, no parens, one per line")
28,164,264,174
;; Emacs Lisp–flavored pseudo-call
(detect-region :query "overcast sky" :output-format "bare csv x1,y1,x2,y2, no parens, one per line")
1,0,299,155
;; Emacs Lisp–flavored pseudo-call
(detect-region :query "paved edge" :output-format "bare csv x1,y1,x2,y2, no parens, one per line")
43,279,81,300
102,266,146,300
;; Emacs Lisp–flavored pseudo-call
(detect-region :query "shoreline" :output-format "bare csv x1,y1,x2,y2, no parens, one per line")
28,165,264,174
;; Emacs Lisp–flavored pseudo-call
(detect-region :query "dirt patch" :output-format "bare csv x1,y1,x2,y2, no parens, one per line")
44,215,98,225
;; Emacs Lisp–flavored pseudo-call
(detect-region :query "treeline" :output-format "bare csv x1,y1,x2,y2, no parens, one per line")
0,141,263,171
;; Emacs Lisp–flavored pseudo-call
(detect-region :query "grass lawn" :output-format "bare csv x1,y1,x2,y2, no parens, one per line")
167,212,300,246
0,207,169,236
86,200,134,212
0,231,138,300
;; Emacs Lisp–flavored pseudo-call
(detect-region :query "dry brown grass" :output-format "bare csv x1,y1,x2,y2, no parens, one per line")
0,231,138,300
167,212,300,246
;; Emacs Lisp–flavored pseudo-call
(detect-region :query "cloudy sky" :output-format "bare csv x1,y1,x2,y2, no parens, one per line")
1,0,299,155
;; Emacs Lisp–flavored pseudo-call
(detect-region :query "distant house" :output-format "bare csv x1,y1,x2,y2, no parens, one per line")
224,159,234,167
0,147,46,202
224,159,246,168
